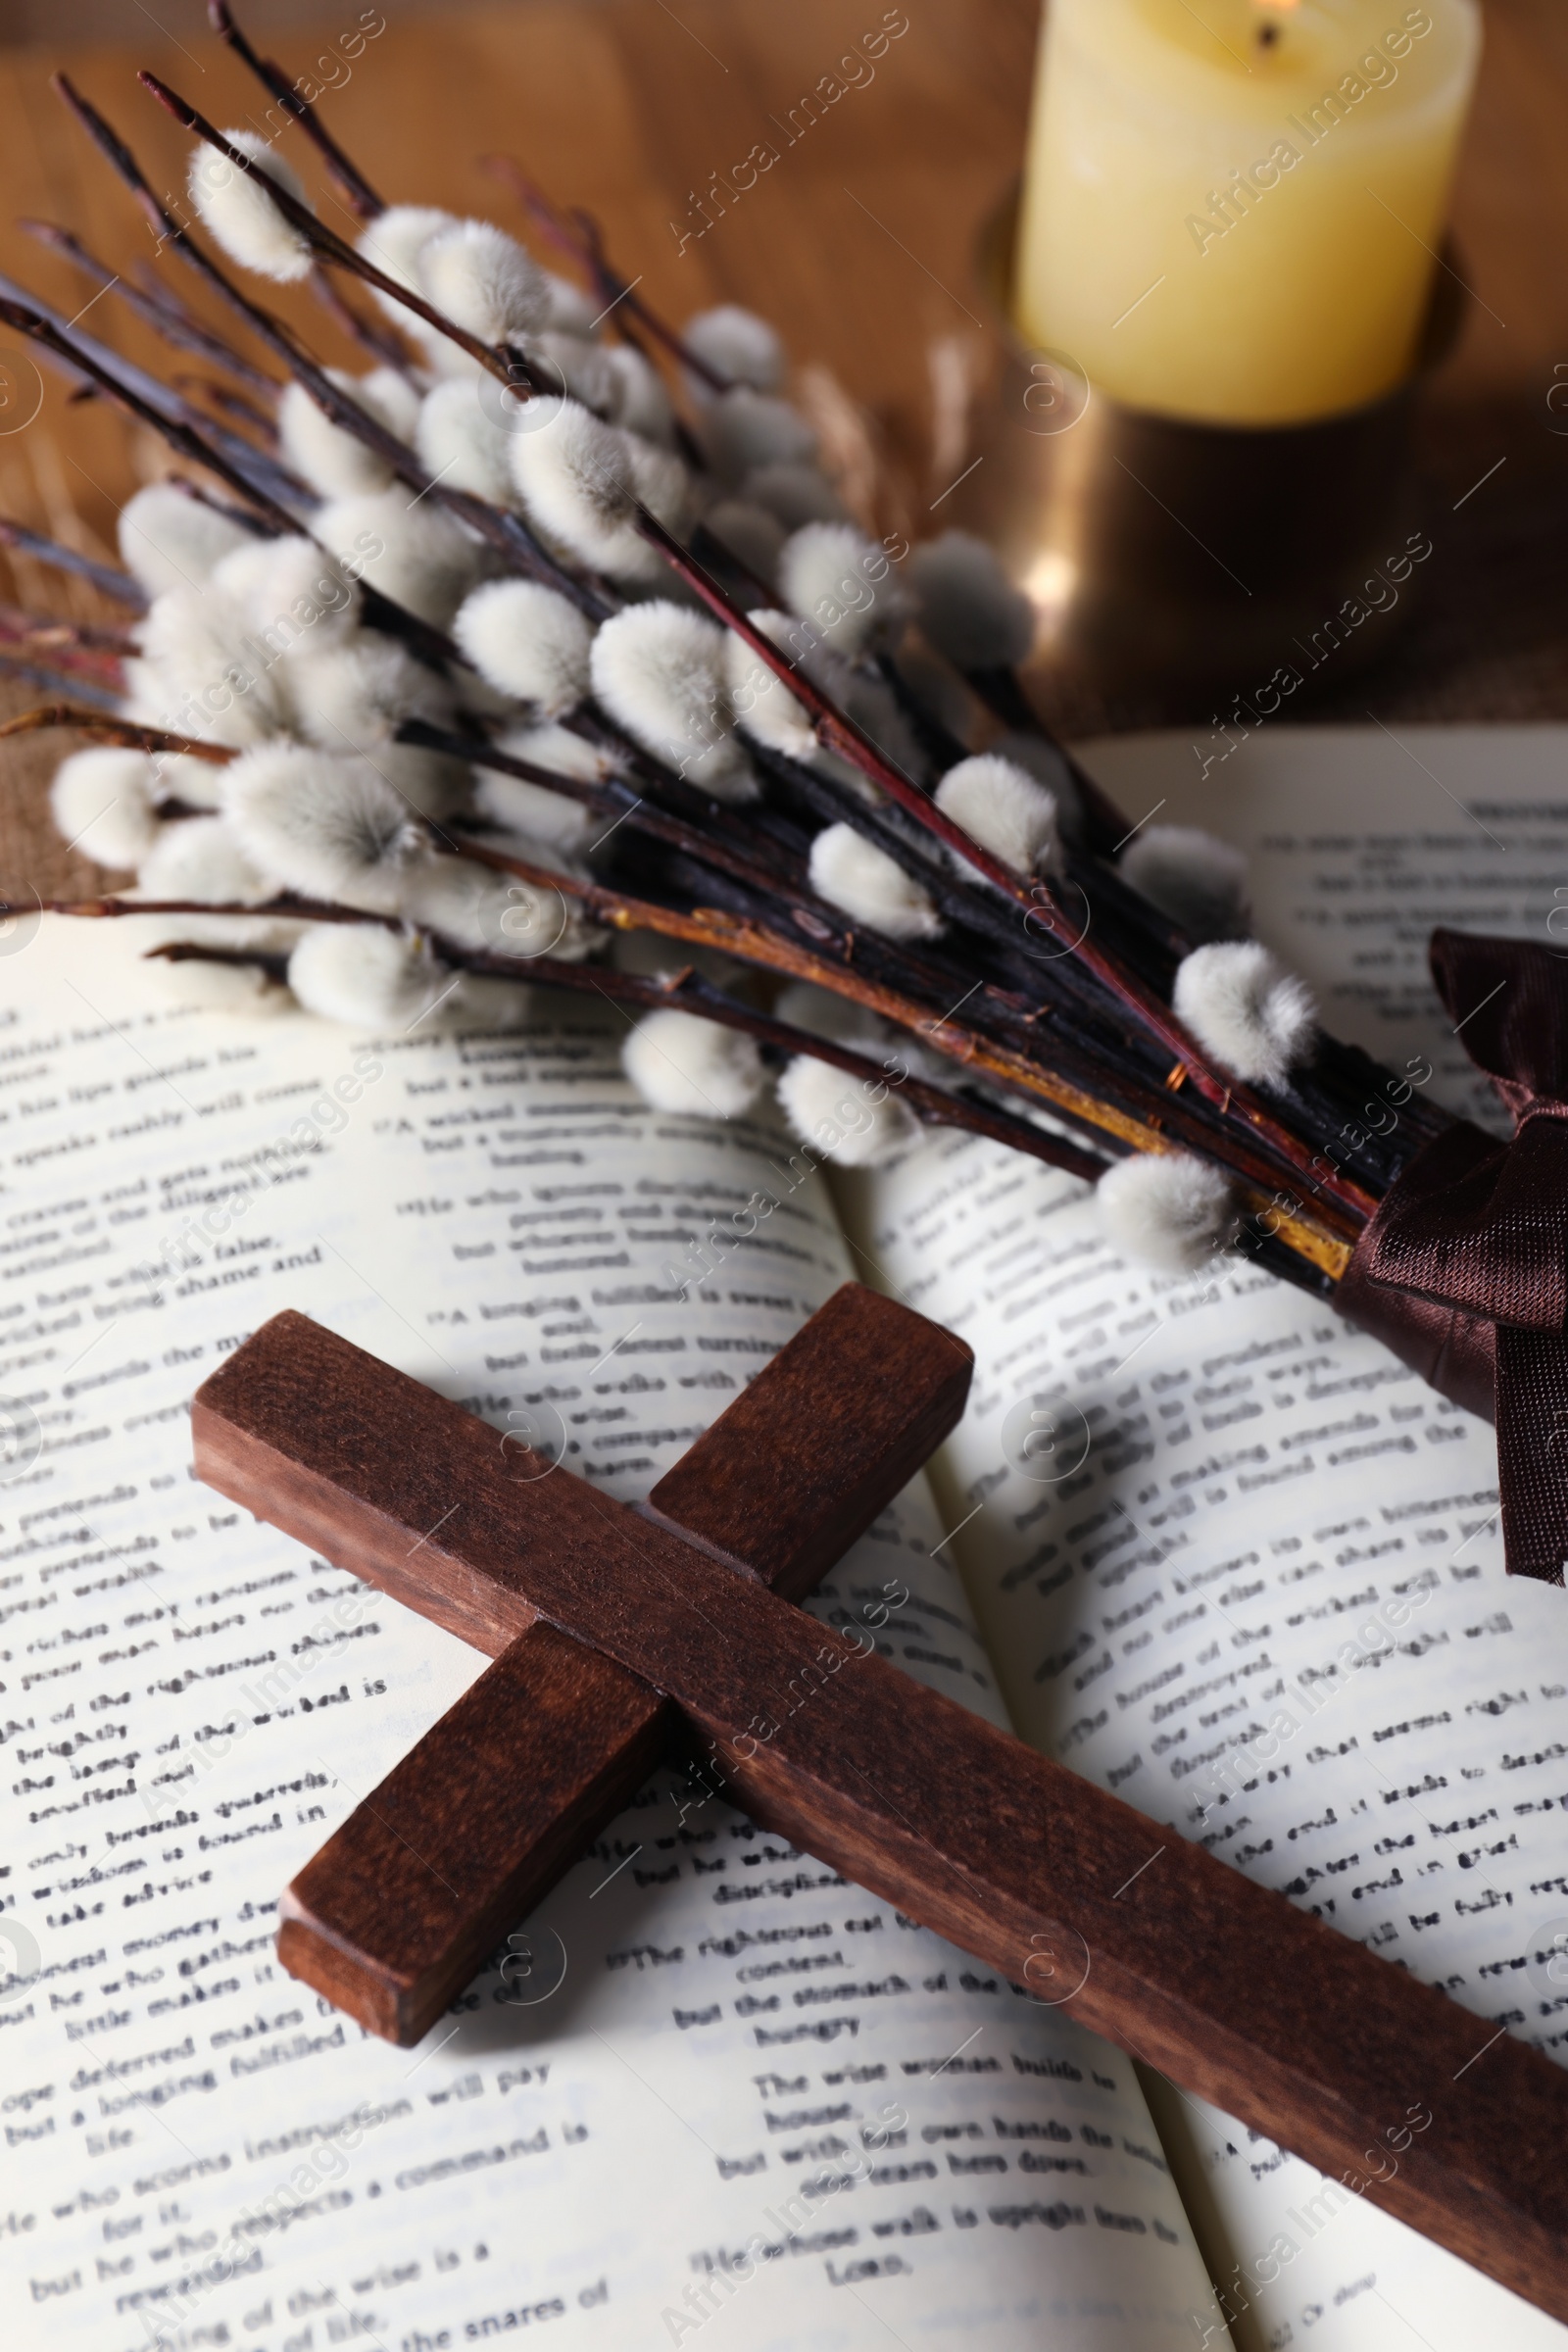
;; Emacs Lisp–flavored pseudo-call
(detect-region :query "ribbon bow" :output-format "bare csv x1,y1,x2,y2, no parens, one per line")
1340,929,1568,1585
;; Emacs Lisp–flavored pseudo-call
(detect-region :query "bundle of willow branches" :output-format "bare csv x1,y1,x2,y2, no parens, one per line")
0,3,1456,1306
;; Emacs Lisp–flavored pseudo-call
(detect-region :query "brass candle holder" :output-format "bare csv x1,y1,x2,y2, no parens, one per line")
951,185,1466,709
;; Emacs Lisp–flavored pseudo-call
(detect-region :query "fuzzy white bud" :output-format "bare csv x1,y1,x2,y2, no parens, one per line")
472,772,591,858
724,611,817,761
779,523,903,659
225,744,424,911
118,484,254,598
126,581,293,750
590,601,756,801
186,131,313,283
984,732,1083,841
51,747,163,869
415,376,514,505
315,488,482,629
416,218,549,347
403,854,595,963
776,1054,919,1168
683,306,786,397
604,347,675,446
622,1009,765,1119
908,531,1035,671
209,536,361,652
935,754,1060,879
136,815,276,906
532,332,618,416
741,463,849,530
808,823,942,942
279,376,394,500
356,204,456,321
542,271,600,336
702,500,786,586
1097,1152,1239,1275
1120,825,1250,944
509,398,689,584
454,579,593,716
472,725,609,856
284,635,466,818
701,389,816,486
288,922,443,1029
391,857,556,956
1172,942,1316,1088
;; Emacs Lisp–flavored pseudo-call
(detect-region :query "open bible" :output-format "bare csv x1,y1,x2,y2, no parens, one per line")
5,724,1568,2352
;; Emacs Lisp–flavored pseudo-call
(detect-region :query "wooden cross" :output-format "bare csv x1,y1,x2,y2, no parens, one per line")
193,1285,1568,2326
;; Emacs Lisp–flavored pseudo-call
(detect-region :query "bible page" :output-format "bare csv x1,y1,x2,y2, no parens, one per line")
844,725,1568,2350
0,916,1218,2352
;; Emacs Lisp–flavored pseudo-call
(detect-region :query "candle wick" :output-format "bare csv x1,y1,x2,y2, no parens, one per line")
1256,21,1280,45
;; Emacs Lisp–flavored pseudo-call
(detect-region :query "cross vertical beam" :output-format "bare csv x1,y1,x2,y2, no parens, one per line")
193,1305,1568,2326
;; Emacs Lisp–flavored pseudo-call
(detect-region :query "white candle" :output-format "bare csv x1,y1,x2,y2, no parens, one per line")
1014,0,1482,426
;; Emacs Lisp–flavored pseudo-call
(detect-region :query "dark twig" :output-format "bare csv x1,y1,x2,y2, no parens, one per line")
631,507,1376,1228
0,519,146,608
0,654,122,709
50,883,1110,1184
1,655,1351,1270
447,833,1358,1276
481,155,729,393
208,0,387,222
0,604,129,683
0,704,232,760
13,39,1381,1285
22,220,281,400
961,661,1132,858
0,290,300,533
53,76,603,615
138,73,522,388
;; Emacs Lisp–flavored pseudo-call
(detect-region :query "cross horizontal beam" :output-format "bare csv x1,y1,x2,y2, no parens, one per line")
194,1311,1568,2326
237,1287,971,2040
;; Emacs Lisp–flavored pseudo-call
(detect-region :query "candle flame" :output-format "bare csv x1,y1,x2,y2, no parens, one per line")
1252,0,1300,12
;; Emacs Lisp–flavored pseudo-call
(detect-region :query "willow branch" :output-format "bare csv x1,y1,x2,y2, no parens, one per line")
208,0,387,222
46,891,349,921
485,956,1113,1184
0,291,301,537
960,662,1133,858
404,718,821,907
6,676,1353,1251
0,655,121,709
481,155,728,391
0,291,470,670
138,74,523,389
0,704,232,760
99,894,1108,1184
0,606,131,680
0,518,145,609
177,372,281,441
632,507,1376,1225
23,219,279,399
9,680,1348,1250
56,76,606,616
451,835,1353,1279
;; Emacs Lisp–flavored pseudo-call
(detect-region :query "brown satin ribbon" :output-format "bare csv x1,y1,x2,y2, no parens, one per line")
1339,929,1568,1586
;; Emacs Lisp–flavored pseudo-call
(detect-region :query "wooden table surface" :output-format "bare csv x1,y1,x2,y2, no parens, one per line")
1,0,1565,906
